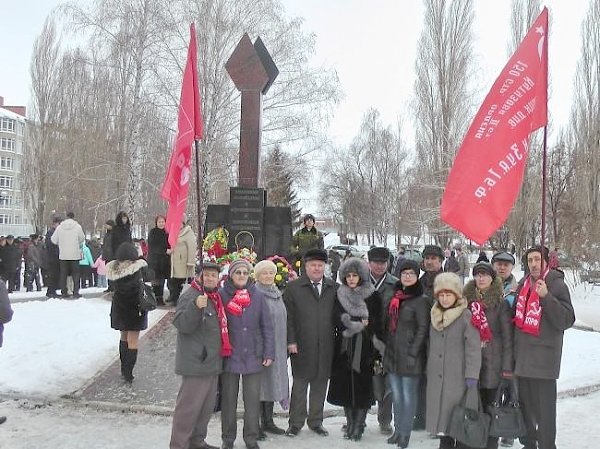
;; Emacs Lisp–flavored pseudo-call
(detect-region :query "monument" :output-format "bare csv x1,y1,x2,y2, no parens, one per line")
205,34,292,260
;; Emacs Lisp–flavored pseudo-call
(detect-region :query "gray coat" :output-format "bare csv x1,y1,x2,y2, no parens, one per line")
284,275,337,380
172,285,223,377
426,299,482,435
374,272,399,311
220,280,275,375
463,277,514,388
256,282,289,402
513,269,575,379
0,280,13,347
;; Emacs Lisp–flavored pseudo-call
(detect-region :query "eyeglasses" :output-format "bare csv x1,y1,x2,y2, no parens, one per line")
401,272,417,277
233,270,249,276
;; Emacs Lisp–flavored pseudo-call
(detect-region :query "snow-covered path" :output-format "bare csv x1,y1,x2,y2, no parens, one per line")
1,391,600,449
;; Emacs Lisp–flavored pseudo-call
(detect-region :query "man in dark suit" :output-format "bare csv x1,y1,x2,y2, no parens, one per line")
284,249,337,438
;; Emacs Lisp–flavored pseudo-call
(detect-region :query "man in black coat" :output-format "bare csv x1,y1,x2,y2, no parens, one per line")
45,217,62,298
514,246,575,449
3,236,22,293
284,249,337,438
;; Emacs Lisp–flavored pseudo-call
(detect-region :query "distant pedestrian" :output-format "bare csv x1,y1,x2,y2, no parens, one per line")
106,242,149,382
111,211,133,258
455,245,470,285
476,250,489,263
79,241,94,289
443,250,460,274
24,234,43,292
92,255,108,289
291,214,324,258
2,235,22,293
45,217,62,298
168,219,196,306
329,250,341,283
50,212,85,298
147,215,170,306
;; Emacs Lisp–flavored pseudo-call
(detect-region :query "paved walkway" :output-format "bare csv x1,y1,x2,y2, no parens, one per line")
77,310,180,410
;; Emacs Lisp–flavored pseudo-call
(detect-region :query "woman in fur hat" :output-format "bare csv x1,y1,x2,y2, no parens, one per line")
463,262,513,449
327,257,381,441
106,241,149,382
384,259,430,449
426,273,481,449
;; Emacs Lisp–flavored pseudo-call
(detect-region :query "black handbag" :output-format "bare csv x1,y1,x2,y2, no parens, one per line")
488,378,527,438
139,279,157,311
448,388,491,448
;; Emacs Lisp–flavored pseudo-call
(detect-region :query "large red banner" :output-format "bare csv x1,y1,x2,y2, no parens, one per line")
440,8,548,244
161,24,203,249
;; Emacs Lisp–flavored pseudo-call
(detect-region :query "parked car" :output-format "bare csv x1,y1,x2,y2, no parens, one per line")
326,244,371,259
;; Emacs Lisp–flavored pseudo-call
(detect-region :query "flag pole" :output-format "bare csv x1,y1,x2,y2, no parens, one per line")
195,138,204,271
541,126,548,273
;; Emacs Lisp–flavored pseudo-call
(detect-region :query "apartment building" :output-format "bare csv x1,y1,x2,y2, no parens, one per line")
0,96,34,236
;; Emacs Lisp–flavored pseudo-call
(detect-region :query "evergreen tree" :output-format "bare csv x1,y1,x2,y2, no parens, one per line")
262,146,302,228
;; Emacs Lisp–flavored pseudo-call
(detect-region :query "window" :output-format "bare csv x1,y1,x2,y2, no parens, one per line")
13,214,21,225
0,157,13,170
0,176,13,189
0,214,11,224
0,118,15,133
0,138,15,152
0,195,11,209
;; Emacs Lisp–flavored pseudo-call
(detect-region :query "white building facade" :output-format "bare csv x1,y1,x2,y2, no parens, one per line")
0,101,34,236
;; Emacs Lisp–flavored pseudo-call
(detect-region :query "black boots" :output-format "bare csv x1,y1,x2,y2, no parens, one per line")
152,284,165,306
121,347,138,382
260,401,285,437
349,409,368,441
343,407,354,439
119,340,128,378
397,435,410,448
439,436,456,449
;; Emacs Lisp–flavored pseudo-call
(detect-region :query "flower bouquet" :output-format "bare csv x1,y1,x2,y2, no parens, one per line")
203,226,229,260
267,255,297,289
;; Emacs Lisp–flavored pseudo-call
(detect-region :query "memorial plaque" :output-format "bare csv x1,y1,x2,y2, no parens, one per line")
264,207,293,258
228,187,265,257
204,205,230,234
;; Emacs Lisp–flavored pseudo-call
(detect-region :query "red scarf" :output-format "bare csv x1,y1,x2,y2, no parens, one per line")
388,290,412,334
225,288,251,316
470,300,492,343
191,280,232,357
514,268,549,337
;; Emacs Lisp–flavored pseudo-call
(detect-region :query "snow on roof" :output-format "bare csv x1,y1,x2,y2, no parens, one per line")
0,107,27,122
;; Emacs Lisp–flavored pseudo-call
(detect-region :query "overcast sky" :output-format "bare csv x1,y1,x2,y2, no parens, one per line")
1,1,588,145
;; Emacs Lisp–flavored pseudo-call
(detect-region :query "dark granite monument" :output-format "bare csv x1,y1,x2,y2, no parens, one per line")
205,34,292,260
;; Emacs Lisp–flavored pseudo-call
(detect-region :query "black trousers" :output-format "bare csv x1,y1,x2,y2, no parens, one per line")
518,377,557,449
59,260,81,296
46,260,60,295
168,277,186,304
288,376,328,429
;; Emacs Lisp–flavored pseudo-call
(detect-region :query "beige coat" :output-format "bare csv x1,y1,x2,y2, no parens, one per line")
170,225,196,279
426,298,482,435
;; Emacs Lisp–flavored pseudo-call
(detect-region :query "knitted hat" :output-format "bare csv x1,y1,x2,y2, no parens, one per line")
472,261,496,280
367,246,390,262
229,258,253,275
491,251,516,265
433,272,463,299
423,245,444,259
304,248,328,262
254,260,277,278
398,259,421,276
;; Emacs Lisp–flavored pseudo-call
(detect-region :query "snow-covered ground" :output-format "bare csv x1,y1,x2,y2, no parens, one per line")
1,391,599,449
0,296,167,397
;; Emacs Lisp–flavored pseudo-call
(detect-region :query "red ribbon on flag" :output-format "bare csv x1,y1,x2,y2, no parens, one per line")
441,8,548,244
161,23,203,249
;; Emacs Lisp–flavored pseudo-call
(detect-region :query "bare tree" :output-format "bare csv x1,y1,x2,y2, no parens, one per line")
412,0,476,247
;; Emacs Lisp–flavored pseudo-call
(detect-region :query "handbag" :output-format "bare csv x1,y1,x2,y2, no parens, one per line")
448,387,491,448
139,279,157,312
488,378,527,438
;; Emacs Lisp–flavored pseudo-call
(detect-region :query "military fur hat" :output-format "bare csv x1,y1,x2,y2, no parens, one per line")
304,248,328,262
433,272,463,299
339,257,371,285
367,246,391,262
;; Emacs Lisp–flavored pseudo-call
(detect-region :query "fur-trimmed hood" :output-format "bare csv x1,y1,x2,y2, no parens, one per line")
339,257,370,285
106,259,147,281
463,276,504,307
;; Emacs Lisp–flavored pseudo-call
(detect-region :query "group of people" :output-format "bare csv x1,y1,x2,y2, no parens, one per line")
157,239,574,449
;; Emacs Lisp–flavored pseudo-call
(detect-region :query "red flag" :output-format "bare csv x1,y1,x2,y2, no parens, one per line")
440,8,548,244
161,24,203,248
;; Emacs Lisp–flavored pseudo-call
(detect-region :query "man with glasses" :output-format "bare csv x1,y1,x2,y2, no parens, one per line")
284,248,337,438
367,247,398,435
